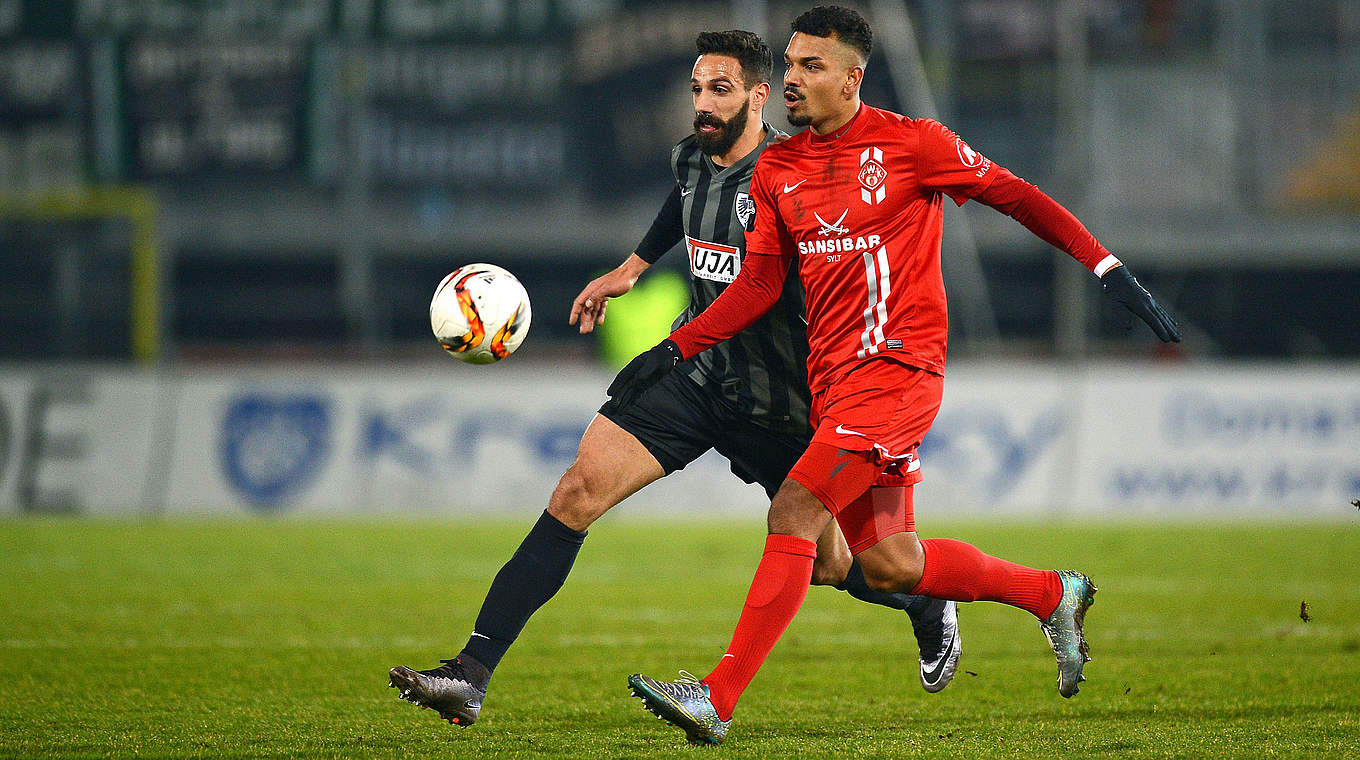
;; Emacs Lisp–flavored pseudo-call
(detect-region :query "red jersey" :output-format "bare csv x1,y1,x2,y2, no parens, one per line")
670,104,1114,394
752,105,998,389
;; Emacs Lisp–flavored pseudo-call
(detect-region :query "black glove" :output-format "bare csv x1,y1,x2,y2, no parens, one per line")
607,339,684,407
1100,265,1182,342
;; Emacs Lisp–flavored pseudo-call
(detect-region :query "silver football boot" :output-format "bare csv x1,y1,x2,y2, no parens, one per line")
1039,570,1097,698
914,598,962,693
388,656,488,726
628,671,731,745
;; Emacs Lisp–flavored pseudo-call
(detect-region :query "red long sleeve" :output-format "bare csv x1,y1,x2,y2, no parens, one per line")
974,167,1117,274
669,250,791,359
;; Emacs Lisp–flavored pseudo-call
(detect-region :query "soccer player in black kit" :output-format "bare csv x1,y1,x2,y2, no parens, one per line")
387,30,959,728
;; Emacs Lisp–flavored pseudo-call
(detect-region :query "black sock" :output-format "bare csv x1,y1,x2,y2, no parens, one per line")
459,510,587,677
835,559,930,618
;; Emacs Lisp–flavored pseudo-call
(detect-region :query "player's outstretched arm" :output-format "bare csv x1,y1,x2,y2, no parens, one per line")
576,183,683,333
570,254,651,334
1099,264,1181,342
974,168,1181,342
668,250,789,356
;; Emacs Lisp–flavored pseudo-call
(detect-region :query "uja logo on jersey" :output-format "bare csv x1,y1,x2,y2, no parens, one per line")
859,147,887,205
686,235,740,283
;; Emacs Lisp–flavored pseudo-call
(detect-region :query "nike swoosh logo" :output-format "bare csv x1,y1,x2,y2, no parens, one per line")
835,424,866,437
721,653,735,660
921,625,958,686
470,632,490,640
681,188,693,197
783,180,807,193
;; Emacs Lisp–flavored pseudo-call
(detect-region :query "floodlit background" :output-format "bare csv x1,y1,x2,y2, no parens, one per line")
1,0,1357,518
3,4,1359,757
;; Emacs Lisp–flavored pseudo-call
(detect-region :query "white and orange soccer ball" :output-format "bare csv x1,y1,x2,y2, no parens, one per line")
429,263,532,364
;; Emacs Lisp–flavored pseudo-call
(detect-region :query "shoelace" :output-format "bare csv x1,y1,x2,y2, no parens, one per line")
666,670,710,701
429,659,490,692
426,660,473,685
426,661,459,677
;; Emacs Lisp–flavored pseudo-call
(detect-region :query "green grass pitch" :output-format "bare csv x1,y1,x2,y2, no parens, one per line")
3,517,1358,758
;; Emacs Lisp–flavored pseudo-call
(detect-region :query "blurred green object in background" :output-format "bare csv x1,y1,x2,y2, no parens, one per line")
597,270,690,370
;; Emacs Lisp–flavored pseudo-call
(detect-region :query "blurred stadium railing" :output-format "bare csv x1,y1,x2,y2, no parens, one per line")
1,0,1356,363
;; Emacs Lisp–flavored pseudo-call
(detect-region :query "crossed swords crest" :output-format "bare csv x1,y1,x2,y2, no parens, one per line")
814,209,850,236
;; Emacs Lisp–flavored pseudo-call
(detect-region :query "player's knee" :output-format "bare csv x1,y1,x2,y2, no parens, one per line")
767,479,832,540
547,464,614,530
810,520,853,586
810,549,851,586
859,551,923,593
860,564,909,593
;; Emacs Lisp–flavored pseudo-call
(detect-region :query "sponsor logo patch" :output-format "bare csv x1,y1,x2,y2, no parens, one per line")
956,138,982,168
686,235,741,284
955,137,992,177
797,234,881,256
815,209,850,236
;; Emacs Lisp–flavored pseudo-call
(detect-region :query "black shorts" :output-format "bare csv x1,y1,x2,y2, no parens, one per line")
598,365,811,499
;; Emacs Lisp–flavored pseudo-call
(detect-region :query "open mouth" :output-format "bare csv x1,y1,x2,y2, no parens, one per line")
695,116,723,134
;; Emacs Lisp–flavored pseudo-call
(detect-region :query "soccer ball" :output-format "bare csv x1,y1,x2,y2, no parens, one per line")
429,263,532,364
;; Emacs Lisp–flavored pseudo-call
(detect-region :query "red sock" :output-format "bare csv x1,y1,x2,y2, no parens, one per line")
911,538,1063,619
703,533,817,721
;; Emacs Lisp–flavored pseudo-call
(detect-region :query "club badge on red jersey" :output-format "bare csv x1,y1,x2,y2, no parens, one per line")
859,147,887,205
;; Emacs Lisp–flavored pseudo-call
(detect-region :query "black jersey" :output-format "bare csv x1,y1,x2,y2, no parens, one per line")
637,127,811,433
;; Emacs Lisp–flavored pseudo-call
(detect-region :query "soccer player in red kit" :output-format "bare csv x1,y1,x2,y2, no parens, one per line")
614,6,1182,745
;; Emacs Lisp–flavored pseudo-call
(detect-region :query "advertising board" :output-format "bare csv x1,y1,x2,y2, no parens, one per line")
2,363,1355,519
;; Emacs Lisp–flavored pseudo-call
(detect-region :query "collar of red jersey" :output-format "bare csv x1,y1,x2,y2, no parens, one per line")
808,103,866,146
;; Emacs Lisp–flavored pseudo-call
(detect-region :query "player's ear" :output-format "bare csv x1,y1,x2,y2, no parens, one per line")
750,81,770,112
843,65,864,98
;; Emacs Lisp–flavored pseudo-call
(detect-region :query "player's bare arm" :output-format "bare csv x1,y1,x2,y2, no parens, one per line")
570,254,651,333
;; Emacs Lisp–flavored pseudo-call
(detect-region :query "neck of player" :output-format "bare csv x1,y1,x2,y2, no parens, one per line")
712,123,767,168
811,97,862,138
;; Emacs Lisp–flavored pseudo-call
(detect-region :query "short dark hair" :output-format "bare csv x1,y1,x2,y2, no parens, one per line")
791,6,872,62
695,30,772,88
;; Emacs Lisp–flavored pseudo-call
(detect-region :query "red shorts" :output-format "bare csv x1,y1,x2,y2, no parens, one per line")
838,483,916,554
809,358,943,480
787,359,943,553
